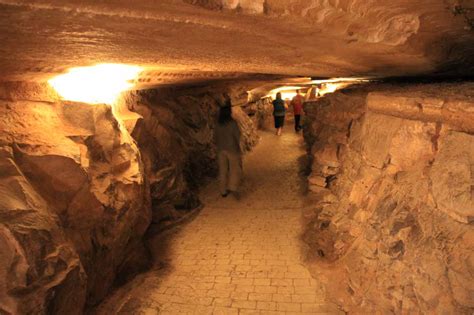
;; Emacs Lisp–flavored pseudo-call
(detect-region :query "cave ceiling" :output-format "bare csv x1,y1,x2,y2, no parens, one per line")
0,0,473,85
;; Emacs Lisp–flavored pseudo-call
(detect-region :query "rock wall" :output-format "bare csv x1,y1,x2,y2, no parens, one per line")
119,83,259,230
0,82,152,312
243,97,274,131
0,80,261,312
303,83,474,313
0,145,87,315
0,89,152,311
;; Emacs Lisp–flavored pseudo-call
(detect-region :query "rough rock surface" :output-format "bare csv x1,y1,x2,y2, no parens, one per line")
244,97,274,131
0,78,262,311
0,146,87,314
0,0,473,81
119,83,259,230
303,82,474,313
0,92,151,309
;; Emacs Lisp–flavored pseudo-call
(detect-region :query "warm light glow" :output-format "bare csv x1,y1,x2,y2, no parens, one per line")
265,77,372,101
48,64,143,104
268,86,304,100
318,83,344,96
309,77,371,85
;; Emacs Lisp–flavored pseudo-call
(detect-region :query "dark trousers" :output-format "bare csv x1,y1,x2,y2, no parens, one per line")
294,115,301,131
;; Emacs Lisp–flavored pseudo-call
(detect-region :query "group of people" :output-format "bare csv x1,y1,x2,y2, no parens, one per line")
213,89,307,198
272,89,305,135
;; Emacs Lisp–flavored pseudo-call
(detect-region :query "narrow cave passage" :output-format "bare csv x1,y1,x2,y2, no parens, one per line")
96,125,341,314
1,1,474,313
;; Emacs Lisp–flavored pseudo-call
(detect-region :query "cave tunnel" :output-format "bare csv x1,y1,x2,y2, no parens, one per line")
0,1,473,314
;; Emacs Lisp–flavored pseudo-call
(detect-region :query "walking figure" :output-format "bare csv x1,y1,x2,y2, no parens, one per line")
272,92,287,136
214,98,242,199
291,89,304,132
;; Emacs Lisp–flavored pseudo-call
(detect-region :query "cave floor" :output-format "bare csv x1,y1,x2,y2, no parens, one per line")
95,126,342,314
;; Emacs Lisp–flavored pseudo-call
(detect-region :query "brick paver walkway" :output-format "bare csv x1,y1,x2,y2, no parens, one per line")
96,127,342,314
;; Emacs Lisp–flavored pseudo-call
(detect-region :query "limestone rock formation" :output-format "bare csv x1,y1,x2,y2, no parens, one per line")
244,97,274,131
303,83,474,314
0,94,151,309
0,75,263,311
119,83,259,230
0,146,87,315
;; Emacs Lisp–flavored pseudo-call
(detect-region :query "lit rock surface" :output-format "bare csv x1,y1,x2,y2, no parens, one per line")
120,82,260,230
0,79,262,310
0,0,473,82
0,146,86,314
0,95,151,308
303,82,474,313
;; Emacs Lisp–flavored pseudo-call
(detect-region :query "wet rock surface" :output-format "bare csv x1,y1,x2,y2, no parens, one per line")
303,82,474,313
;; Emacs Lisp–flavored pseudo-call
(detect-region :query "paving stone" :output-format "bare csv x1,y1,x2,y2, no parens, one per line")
248,292,273,302
212,306,239,315
235,284,255,293
257,301,277,311
277,302,302,312
232,300,257,309
272,293,293,303
230,291,249,300
232,278,254,285
254,278,271,286
276,286,295,294
212,298,232,307
292,294,317,303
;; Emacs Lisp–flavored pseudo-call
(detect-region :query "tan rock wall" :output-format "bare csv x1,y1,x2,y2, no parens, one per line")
0,79,261,311
120,84,259,229
303,83,474,313
244,97,274,131
0,146,87,314
0,95,151,309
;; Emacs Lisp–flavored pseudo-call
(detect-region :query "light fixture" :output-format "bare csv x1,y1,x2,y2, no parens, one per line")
48,63,143,104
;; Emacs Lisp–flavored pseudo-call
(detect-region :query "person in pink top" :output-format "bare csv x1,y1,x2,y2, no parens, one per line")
290,89,304,132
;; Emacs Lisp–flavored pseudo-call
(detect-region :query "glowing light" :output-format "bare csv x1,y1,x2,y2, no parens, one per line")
267,86,304,100
48,64,143,104
318,83,345,96
264,77,372,101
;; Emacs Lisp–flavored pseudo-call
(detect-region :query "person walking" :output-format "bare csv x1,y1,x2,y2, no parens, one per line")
291,89,304,132
272,92,287,136
214,100,242,199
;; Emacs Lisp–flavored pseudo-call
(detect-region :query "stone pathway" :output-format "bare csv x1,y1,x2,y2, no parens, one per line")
95,127,342,315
